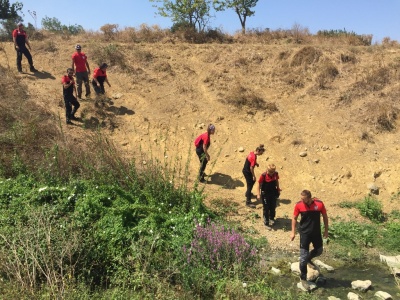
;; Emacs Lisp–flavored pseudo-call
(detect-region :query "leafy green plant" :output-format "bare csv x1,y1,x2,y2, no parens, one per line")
378,221,400,253
356,196,385,223
329,221,378,258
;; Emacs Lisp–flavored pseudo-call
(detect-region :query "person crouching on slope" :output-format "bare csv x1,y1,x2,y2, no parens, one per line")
194,124,216,183
242,144,265,208
92,63,111,95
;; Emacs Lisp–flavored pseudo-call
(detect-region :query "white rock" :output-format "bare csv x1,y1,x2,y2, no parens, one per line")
299,151,307,157
112,93,123,99
290,262,319,281
347,292,360,300
314,259,335,272
270,267,281,275
351,279,371,291
238,147,245,152
296,280,317,291
374,291,392,300
328,296,341,300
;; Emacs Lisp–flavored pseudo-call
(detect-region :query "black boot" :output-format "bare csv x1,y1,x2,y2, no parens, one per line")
70,109,78,120
246,201,256,208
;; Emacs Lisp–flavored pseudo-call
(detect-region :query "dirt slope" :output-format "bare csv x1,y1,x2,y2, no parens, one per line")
1,34,400,250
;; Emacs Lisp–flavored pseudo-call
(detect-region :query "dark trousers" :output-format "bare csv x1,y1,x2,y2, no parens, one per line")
92,79,105,94
16,47,33,71
64,95,80,121
243,171,255,203
76,71,90,98
196,147,208,180
262,193,277,224
299,233,323,280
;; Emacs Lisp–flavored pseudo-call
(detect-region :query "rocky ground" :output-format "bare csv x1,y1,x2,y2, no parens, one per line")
1,33,400,252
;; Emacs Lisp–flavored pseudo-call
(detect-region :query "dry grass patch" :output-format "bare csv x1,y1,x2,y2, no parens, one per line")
363,102,398,132
222,85,278,113
315,61,339,89
353,67,390,93
291,46,322,67
90,43,129,70
0,66,60,176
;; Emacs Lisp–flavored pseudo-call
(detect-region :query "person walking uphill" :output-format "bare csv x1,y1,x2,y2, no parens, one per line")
12,22,37,73
242,144,265,208
92,63,111,95
194,124,216,183
62,68,80,125
257,164,281,229
291,190,329,291
71,44,91,99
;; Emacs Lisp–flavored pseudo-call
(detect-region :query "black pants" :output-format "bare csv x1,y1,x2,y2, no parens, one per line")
196,147,208,180
75,71,90,98
16,47,33,71
243,171,255,203
92,79,105,94
262,193,277,224
64,95,80,121
299,233,323,280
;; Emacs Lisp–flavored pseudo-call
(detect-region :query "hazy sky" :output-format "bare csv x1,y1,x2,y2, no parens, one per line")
17,0,400,43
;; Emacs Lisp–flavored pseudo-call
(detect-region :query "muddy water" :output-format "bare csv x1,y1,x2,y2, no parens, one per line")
265,251,400,299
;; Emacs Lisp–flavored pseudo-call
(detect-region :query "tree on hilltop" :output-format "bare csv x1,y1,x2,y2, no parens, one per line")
214,0,258,34
0,0,23,21
150,0,213,32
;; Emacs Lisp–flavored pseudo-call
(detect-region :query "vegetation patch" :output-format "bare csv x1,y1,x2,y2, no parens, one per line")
290,46,322,67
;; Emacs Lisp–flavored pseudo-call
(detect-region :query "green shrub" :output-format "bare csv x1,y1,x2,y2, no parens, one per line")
329,222,378,251
356,196,385,223
378,221,400,253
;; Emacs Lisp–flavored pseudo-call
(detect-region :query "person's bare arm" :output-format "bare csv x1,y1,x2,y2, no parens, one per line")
290,215,298,241
202,144,210,161
322,212,329,238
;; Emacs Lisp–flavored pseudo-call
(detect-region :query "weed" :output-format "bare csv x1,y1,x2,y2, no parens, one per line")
356,196,385,223
337,200,356,208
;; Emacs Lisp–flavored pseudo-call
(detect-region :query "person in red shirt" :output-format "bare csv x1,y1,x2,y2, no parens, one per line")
194,124,216,183
92,63,111,95
242,144,265,208
61,68,80,125
71,44,91,99
12,22,37,73
291,190,329,291
256,164,281,229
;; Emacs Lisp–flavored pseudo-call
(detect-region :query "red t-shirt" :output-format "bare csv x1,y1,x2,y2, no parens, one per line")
258,172,279,183
93,67,107,79
194,132,210,148
12,29,27,47
61,75,74,85
72,51,88,72
293,198,327,235
247,152,257,167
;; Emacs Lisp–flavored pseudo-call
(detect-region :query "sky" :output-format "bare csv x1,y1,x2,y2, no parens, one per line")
16,0,400,44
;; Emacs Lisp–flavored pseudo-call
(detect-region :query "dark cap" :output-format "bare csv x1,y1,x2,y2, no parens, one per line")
17,22,23,26
75,44,81,50
100,63,108,69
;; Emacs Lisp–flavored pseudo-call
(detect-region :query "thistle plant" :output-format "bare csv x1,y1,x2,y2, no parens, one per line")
183,219,258,276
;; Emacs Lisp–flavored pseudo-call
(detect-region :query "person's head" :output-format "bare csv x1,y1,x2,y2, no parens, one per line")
75,44,82,51
300,190,312,204
267,164,276,175
66,68,74,77
17,22,23,28
207,124,216,135
99,63,108,70
255,144,265,155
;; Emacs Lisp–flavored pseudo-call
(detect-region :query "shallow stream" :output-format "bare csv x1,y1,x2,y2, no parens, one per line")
266,251,400,299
